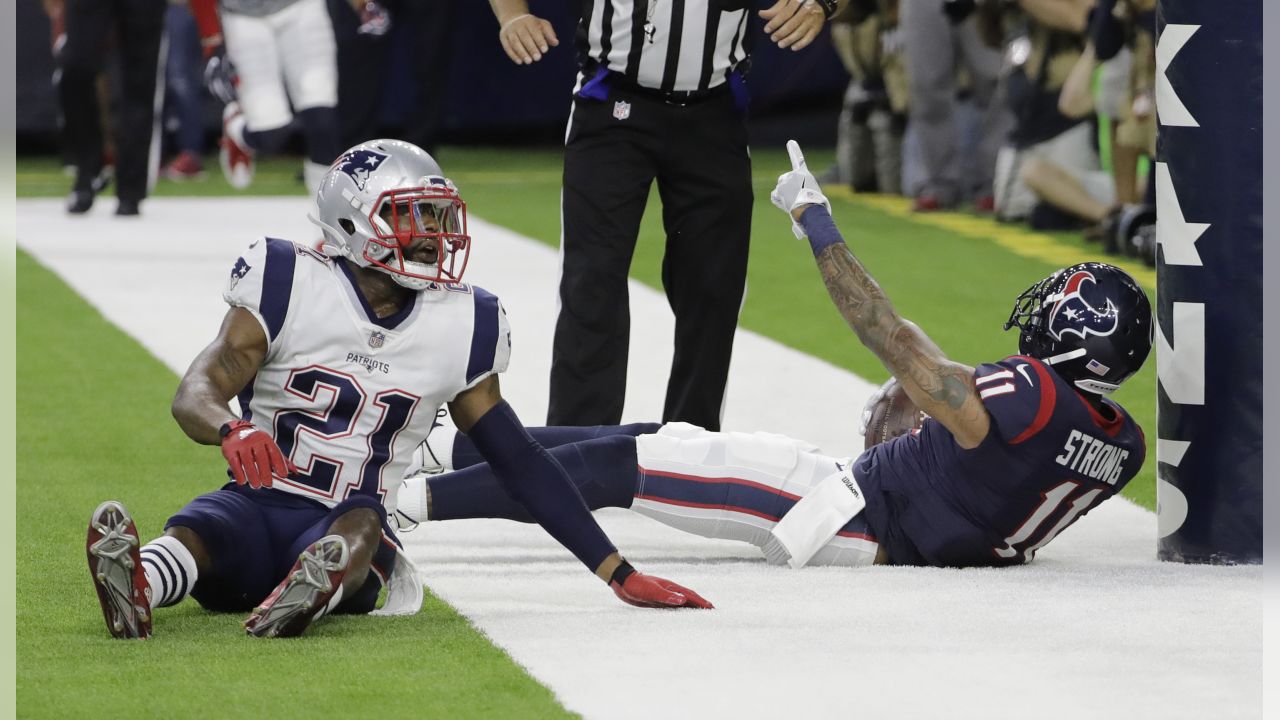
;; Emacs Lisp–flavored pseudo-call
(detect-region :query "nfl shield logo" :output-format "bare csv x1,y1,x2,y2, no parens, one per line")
369,331,385,349
613,101,631,120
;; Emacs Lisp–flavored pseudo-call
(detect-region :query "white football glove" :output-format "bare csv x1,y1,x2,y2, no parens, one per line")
858,377,900,437
769,140,832,239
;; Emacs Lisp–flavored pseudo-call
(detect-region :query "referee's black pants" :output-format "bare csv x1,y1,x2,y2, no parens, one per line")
551,87,752,431
59,0,165,202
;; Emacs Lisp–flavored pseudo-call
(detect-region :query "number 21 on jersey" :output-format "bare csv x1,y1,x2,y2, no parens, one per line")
272,365,421,502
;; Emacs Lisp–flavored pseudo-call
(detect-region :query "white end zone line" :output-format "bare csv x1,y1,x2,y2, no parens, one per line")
18,198,1261,719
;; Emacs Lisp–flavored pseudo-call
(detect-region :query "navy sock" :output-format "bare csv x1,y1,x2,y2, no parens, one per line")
451,422,661,470
297,106,342,166
465,402,618,570
430,434,642,522
242,125,292,155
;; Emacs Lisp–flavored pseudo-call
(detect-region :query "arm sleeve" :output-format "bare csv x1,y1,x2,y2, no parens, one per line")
466,401,618,572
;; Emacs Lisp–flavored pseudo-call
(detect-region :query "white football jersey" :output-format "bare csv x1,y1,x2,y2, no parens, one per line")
224,237,511,513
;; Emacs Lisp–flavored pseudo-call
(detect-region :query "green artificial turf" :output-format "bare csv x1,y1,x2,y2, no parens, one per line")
14,251,574,718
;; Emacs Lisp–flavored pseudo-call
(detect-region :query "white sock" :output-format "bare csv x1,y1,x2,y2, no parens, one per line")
397,475,430,524
140,536,199,609
424,426,455,472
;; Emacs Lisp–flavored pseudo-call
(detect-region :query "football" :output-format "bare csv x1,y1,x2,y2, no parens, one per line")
863,381,925,450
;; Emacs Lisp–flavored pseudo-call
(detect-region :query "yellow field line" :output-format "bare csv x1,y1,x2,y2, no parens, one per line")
827,187,1156,290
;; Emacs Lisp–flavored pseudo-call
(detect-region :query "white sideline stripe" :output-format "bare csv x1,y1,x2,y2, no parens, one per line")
17,198,1261,720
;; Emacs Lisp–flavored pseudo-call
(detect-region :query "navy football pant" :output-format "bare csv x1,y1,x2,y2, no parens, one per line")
166,484,398,613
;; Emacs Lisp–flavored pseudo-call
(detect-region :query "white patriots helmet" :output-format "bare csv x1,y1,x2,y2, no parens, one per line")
309,139,470,290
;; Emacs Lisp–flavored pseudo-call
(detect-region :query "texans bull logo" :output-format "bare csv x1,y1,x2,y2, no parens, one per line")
334,149,389,191
1047,271,1118,341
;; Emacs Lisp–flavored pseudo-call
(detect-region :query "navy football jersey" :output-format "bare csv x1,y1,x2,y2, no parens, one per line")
853,355,1146,567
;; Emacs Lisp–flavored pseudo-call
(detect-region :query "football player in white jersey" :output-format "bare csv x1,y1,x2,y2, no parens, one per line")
188,0,384,193
85,139,711,641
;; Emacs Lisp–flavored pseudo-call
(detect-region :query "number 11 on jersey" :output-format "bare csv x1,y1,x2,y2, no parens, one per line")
993,480,1105,561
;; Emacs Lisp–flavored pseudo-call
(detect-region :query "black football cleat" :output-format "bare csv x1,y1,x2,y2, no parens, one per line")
66,189,95,215
115,198,140,217
244,535,349,638
86,501,152,639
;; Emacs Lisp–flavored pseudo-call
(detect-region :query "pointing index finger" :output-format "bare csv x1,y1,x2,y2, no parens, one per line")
786,140,806,171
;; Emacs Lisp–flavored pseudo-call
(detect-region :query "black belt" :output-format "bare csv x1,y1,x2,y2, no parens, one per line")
609,75,729,107
579,61,735,108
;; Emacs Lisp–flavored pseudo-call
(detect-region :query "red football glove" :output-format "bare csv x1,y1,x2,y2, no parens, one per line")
219,420,294,489
609,562,713,609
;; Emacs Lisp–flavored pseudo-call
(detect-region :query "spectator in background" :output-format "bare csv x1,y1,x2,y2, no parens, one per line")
823,0,907,194
51,0,167,216
488,0,845,433
1058,0,1157,262
901,0,1008,212
992,0,1116,230
161,1,207,181
330,0,453,153
190,0,356,194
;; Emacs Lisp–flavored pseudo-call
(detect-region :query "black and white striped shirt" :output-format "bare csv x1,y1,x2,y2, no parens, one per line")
575,0,754,93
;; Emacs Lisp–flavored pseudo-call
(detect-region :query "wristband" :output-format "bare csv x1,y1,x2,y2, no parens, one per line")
799,205,846,256
609,560,637,586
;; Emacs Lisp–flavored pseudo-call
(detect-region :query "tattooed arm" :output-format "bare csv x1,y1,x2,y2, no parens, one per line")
805,219,990,448
769,140,989,448
172,307,269,444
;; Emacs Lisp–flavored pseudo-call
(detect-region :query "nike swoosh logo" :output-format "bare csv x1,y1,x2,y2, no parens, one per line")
1016,363,1035,386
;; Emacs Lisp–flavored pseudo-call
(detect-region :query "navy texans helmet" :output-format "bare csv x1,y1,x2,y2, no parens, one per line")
1004,262,1153,395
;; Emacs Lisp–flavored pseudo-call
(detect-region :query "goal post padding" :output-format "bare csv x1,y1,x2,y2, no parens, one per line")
1155,0,1263,564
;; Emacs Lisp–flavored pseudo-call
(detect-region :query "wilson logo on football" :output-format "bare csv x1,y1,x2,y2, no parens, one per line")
1047,271,1119,342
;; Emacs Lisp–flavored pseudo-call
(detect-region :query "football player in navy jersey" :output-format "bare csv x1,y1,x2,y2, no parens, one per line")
395,140,1152,572
85,140,711,641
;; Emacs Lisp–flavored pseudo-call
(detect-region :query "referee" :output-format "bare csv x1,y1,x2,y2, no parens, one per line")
52,0,167,216
489,0,843,431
